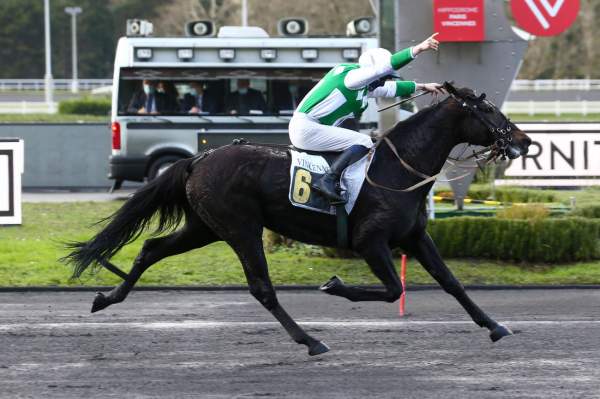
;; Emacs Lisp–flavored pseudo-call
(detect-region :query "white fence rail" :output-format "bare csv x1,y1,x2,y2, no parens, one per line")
0,102,57,114
1,78,599,92
502,101,600,116
511,79,600,91
0,79,112,91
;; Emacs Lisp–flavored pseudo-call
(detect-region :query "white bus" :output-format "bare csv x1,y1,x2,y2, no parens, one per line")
109,25,378,190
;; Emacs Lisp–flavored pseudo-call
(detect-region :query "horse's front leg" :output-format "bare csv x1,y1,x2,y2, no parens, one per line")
406,231,513,342
321,242,403,302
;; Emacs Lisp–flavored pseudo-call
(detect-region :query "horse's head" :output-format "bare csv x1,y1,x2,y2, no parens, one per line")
443,82,531,159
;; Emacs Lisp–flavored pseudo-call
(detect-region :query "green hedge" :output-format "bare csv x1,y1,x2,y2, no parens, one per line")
569,204,600,219
58,97,111,115
468,187,557,203
428,217,600,263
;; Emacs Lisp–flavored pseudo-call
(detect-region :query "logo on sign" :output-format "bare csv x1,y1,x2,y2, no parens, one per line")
433,0,485,42
511,0,580,36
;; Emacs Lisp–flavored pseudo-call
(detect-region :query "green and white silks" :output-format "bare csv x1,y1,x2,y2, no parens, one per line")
289,47,417,152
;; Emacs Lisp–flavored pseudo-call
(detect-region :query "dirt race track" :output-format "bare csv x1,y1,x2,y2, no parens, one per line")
1,288,599,398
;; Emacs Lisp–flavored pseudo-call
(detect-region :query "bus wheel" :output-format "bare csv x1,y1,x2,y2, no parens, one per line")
147,155,184,181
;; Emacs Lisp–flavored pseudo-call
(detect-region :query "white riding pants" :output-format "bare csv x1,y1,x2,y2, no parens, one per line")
289,112,374,152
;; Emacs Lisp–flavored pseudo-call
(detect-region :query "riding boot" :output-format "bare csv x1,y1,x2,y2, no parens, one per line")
312,145,370,204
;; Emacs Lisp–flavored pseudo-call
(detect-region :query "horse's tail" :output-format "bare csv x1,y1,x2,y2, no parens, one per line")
63,157,195,279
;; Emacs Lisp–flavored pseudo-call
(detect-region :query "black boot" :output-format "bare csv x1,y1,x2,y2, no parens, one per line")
312,145,370,204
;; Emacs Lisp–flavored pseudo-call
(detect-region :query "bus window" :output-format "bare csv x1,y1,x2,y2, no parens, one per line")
116,68,324,116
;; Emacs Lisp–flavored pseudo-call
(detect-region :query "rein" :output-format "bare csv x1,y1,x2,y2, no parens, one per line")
364,90,506,193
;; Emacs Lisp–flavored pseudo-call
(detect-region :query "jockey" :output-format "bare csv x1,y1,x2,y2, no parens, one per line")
289,33,444,204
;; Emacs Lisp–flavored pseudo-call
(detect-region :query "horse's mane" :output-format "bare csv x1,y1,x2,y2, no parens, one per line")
383,98,449,138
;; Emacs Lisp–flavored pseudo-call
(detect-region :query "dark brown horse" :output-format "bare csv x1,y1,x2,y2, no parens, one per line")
64,83,532,356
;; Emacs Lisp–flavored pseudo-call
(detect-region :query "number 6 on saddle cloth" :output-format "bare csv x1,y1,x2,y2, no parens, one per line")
288,149,372,248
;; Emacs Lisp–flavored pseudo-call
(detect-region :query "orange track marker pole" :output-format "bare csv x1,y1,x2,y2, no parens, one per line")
399,254,407,317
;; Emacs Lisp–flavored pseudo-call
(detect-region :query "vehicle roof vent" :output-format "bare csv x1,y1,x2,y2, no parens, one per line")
217,26,269,38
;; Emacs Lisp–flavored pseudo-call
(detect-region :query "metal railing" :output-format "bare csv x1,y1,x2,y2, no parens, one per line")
0,102,57,114
511,79,600,91
502,100,600,116
1,78,600,92
0,79,112,91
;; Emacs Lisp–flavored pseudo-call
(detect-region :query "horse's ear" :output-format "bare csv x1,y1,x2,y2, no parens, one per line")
443,81,457,95
478,93,486,101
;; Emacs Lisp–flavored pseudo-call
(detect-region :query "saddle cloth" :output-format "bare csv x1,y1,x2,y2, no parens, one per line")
288,149,371,215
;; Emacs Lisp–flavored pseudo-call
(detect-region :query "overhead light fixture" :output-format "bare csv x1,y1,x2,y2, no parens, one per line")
135,48,153,60
301,49,318,61
342,48,360,60
177,48,193,60
260,49,277,61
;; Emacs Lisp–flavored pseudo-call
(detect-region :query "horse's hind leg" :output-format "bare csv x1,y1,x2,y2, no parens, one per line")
230,233,329,356
91,218,218,313
321,242,403,302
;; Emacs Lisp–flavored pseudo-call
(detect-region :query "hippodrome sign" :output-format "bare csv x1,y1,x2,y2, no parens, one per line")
0,138,24,225
433,0,485,42
499,123,600,187
511,0,580,36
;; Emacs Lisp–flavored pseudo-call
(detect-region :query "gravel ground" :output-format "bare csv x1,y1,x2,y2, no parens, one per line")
1,289,599,398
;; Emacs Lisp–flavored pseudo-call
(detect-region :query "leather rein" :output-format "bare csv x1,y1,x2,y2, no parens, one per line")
365,89,512,193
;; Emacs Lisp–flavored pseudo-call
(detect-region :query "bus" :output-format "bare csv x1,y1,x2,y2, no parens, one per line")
109,25,378,190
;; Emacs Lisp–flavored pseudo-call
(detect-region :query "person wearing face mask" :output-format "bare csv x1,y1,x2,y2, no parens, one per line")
225,79,267,115
127,79,158,114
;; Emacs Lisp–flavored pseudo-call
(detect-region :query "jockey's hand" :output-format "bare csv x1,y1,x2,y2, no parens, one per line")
416,83,446,96
413,33,440,56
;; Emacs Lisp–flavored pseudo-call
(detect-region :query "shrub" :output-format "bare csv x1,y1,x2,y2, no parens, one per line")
468,187,556,203
496,204,550,220
58,97,111,115
427,217,600,263
569,204,600,219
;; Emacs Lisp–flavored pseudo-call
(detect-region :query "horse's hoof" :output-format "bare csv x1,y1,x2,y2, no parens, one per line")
320,275,344,294
490,324,513,342
308,341,330,356
91,292,111,313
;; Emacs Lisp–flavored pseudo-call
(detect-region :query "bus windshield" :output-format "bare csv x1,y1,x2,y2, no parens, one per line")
117,67,328,117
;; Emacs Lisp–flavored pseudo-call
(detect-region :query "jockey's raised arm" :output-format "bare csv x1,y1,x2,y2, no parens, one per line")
289,33,443,204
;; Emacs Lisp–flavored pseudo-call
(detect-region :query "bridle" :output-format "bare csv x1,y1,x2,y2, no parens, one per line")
444,83,514,162
365,82,516,193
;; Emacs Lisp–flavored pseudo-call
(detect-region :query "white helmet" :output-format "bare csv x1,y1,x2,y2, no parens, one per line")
358,48,392,68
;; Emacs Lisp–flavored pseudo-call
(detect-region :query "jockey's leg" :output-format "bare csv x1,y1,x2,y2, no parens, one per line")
312,145,370,203
289,114,373,204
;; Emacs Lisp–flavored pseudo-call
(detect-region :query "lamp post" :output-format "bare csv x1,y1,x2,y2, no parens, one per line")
241,0,248,26
64,6,82,94
44,0,53,107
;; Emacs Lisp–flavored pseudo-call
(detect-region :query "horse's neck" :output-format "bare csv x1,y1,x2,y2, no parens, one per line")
385,105,462,177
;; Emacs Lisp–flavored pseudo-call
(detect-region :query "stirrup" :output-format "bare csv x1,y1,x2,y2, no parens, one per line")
311,182,347,205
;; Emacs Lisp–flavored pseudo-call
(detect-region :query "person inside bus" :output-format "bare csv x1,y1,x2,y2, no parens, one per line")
127,79,176,114
289,33,444,204
156,81,180,113
127,79,156,113
225,79,267,115
271,80,311,113
182,81,219,114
